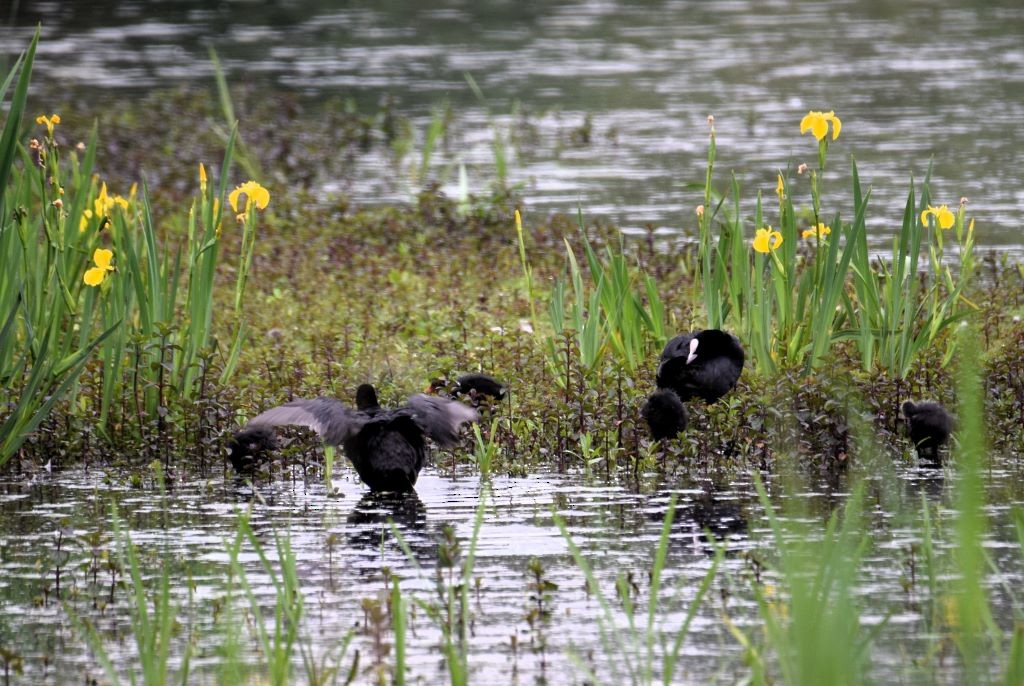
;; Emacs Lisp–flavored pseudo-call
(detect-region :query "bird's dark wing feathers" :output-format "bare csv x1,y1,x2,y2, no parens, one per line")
405,394,479,446
695,355,742,394
247,397,367,446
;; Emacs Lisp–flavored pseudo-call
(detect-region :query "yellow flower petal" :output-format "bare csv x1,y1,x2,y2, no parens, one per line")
229,181,271,213
249,185,270,210
921,204,955,230
800,112,815,134
79,209,93,233
753,230,769,253
35,113,61,136
801,223,831,240
228,186,242,213
753,227,782,253
937,205,955,230
92,248,114,271
84,267,106,286
776,174,785,200
800,110,840,141
811,117,828,141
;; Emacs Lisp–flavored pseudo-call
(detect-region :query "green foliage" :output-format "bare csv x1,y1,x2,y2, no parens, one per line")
849,164,976,378
544,212,666,385
70,504,191,686
0,28,119,466
0,32,267,463
728,477,877,685
694,118,975,377
556,496,719,685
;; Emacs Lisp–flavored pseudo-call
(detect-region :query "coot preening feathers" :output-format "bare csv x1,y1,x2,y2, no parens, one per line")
641,388,688,440
901,400,954,464
429,373,507,405
656,329,744,404
228,384,479,492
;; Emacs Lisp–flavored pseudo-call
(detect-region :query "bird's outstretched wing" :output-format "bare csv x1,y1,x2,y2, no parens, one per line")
248,397,368,446
405,394,479,446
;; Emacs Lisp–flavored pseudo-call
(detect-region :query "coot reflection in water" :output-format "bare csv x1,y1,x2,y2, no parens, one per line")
345,490,428,550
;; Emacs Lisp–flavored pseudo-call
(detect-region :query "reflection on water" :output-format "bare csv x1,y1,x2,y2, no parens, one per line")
0,458,1022,683
4,0,1024,249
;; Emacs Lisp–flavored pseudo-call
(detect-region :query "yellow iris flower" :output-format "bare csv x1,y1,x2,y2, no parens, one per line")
801,223,832,240
79,209,94,233
776,174,785,200
84,248,115,286
92,182,130,217
229,181,271,214
799,110,842,141
920,204,955,230
36,113,61,137
753,226,783,253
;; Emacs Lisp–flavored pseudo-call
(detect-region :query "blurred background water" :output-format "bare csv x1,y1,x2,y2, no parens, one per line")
4,0,1023,250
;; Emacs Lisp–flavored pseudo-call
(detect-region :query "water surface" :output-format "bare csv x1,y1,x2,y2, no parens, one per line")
4,0,1023,250
1,457,1022,684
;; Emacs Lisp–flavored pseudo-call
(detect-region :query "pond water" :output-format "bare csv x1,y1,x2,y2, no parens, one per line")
4,0,1024,251
1,455,1022,684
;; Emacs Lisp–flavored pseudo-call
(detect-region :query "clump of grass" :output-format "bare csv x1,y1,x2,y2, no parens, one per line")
1,31,275,468
69,504,191,686
724,476,878,685
694,112,975,377
228,508,356,685
556,496,720,685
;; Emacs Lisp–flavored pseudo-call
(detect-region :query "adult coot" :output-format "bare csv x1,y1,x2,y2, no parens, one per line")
656,330,744,403
901,400,954,464
228,384,479,492
641,388,689,440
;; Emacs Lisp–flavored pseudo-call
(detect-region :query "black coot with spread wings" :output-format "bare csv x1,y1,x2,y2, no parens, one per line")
229,384,479,492
901,400,954,464
655,329,745,404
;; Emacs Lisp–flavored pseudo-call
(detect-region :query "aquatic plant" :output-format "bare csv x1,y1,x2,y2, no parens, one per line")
391,486,489,686
694,110,975,376
69,504,191,686
0,31,122,467
541,210,666,384
0,31,276,464
229,509,356,685
725,477,877,685
556,496,720,685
